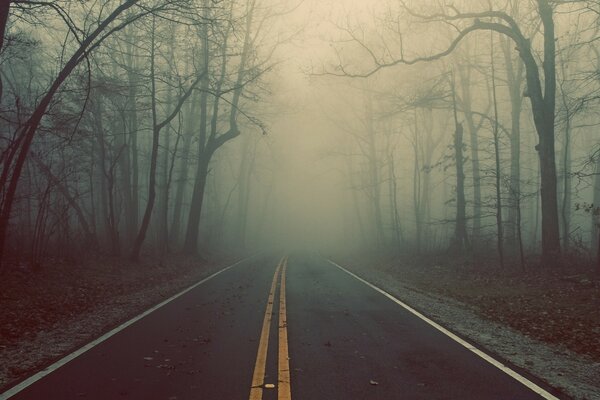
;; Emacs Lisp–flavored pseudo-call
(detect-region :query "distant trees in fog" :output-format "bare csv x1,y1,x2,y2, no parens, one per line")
0,0,283,267
323,0,600,269
1,0,599,271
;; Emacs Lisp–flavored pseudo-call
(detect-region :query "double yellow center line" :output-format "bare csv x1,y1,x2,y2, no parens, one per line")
249,256,291,400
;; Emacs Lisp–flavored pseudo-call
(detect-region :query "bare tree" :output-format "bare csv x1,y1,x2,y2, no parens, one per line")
183,0,276,254
327,0,564,265
0,0,143,268
130,16,204,261
450,74,469,252
490,32,505,267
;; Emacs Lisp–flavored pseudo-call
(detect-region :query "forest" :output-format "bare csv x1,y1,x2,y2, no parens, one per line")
1,0,599,272
1,0,600,398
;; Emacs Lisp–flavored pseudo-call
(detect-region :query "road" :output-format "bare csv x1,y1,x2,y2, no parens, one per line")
2,254,566,399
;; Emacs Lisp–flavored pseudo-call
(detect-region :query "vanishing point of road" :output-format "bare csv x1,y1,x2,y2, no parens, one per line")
1,254,567,399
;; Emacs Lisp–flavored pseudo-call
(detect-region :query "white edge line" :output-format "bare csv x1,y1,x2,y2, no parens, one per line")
328,259,561,400
0,255,256,400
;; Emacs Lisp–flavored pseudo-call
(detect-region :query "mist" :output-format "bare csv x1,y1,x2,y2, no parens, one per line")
2,1,600,398
0,0,597,267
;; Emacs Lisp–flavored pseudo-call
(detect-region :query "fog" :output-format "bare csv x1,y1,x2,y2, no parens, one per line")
1,0,599,268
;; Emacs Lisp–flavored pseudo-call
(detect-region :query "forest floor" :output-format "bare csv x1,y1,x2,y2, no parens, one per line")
0,253,233,392
340,252,600,400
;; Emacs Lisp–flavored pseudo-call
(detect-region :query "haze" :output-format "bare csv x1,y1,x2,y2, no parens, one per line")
1,0,597,262
1,1,599,399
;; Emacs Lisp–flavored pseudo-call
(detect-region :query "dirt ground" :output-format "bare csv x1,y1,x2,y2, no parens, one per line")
0,254,231,392
340,253,600,400
371,254,600,360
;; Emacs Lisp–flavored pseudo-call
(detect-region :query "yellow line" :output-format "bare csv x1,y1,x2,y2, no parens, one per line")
249,259,282,400
278,257,291,400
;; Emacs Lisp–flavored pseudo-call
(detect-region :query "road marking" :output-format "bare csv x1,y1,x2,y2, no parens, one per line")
249,256,293,400
0,255,258,400
278,257,291,400
249,258,283,400
328,260,561,400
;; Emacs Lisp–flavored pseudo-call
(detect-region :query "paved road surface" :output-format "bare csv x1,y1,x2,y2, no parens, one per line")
2,254,566,399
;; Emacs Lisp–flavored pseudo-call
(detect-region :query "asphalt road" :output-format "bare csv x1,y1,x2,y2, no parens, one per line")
2,253,566,399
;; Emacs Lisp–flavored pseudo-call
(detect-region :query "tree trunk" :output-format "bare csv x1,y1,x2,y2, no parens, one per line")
388,151,403,247
365,93,385,247
131,19,159,261
183,0,254,254
235,135,256,248
348,149,367,246
532,162,540,248
91,98,112,249
450,76,469,252
491,34,504,267
412,109,422,253
560,114,572,252
182,57,210,254
170,93,198,246
124,24,140,246
421,108,437,252
182,156,210,254
558,69,573,252
130,119,160,261
527,0,561,265
0,1,11,102
157,69,174,253
457,65,482,249
0,1,10,54
157,117,171,254
593,151,600,272
106,159,120,257
502,35,524,252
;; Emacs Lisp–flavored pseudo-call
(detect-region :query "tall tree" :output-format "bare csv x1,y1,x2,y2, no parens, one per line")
130,17,204,261
331,0,563,264
364,90,385,247
500,33,526,252
593,152,600,271
490,33,505,267
0,0,10,101
183,0,273,254
450,74,469,252
457,63,485,249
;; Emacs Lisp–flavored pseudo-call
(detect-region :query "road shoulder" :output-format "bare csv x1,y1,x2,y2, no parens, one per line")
0,255,241,392
336,258,600,400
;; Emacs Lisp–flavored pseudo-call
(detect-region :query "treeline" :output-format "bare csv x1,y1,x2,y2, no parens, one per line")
0,0,282,267
320,0,600,269
2,0,600,271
